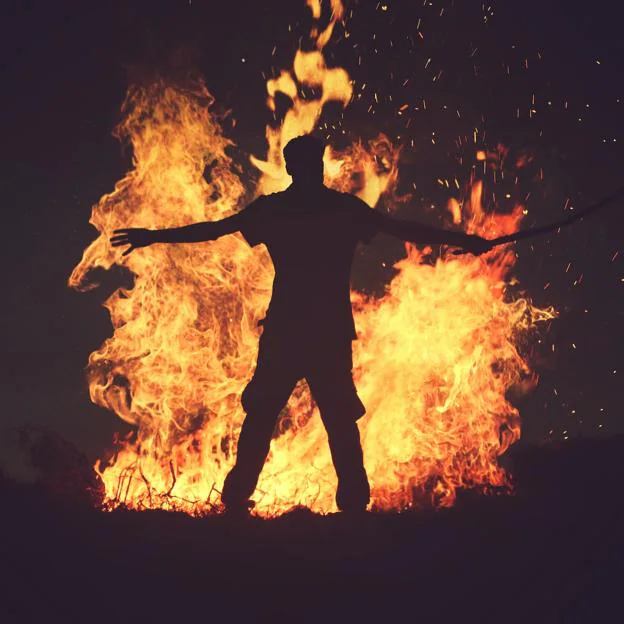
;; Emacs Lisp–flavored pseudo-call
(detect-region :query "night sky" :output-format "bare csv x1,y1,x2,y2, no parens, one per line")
2,0,623,473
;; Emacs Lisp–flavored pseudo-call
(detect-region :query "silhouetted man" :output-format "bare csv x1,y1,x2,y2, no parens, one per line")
111,135,492,514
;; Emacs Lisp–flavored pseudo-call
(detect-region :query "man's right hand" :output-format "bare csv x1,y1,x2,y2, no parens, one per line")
110,228,155,256
462,235,494,256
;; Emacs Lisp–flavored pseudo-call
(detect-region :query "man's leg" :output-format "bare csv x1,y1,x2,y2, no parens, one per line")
319,410,370,512
307,344,370,512
222,335,299,509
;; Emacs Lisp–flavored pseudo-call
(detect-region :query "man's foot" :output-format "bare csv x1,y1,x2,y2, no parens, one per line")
338,504,368,517
223,499,256,518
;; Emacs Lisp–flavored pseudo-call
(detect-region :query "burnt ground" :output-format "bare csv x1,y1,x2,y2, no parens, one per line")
1,437,623,624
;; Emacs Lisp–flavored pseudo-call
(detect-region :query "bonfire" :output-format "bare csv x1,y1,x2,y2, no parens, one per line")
69,0,554,516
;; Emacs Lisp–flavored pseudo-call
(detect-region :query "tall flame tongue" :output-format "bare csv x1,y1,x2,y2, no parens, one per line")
70,1,553,515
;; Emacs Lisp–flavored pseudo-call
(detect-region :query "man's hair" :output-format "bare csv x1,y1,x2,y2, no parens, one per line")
283,135,325,169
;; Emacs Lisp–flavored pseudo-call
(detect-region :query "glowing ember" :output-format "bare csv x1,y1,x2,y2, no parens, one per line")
69,1,554,515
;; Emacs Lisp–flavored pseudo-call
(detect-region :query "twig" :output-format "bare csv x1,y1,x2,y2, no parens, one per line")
165,460,176,496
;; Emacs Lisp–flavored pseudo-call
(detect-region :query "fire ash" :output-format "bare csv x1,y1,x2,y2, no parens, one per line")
69,0,554,515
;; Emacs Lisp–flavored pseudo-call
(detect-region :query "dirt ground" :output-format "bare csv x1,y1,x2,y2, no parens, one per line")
1,437,622,623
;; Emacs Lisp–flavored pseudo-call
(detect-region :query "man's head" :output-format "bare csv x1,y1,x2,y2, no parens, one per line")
283,135,325,184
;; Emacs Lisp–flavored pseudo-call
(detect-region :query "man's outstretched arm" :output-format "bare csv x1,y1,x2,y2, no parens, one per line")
374,212,492,255
110,214,242,255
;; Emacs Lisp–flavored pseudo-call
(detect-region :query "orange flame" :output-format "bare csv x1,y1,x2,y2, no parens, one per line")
69,1,554,515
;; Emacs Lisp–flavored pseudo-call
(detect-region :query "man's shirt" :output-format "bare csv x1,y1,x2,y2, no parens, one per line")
234,184,383,342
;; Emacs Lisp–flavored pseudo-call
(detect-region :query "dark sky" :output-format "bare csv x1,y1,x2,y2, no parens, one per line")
1,0,623,468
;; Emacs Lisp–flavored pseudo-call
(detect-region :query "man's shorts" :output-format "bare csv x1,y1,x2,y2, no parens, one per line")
241,329,366,421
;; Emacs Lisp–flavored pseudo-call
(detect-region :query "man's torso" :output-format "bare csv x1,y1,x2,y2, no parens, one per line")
239,185,378,341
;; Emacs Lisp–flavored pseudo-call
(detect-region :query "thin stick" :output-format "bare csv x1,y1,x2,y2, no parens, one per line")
454,186,624,254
